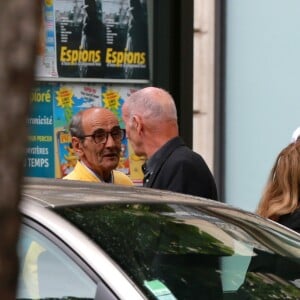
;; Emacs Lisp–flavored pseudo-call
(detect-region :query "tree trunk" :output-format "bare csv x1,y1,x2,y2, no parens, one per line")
0,1,41,299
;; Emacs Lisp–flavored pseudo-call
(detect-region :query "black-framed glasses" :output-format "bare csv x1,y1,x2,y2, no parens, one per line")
79,126,126,144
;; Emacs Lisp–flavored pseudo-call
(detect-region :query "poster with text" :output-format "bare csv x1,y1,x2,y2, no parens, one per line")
25,84,55,177
35,0,58,77
53,82,103,177
55,0,149,80
25,82,145,184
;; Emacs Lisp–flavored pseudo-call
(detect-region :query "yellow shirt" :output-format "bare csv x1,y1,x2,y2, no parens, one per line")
63,160,133,186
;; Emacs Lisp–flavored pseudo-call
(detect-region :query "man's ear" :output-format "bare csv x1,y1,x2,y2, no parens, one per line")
132,115,143,134
71,137,84,157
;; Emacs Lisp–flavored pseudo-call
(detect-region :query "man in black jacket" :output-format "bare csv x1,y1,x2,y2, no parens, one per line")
122,87,218,200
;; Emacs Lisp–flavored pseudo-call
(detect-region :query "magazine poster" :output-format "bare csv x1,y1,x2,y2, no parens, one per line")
55,0,149,80
35,0,58,77
25,82,146,183
53,82,104,177
25,84,55,178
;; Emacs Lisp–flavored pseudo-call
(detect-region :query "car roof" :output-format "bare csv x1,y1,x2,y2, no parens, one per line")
21,177,221,208
21,177,300,233
21,177,300,258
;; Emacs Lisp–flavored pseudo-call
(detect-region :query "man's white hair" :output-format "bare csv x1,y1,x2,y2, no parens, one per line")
126,87,177,121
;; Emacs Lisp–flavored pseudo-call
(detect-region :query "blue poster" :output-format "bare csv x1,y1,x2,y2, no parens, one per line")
25,83,55,177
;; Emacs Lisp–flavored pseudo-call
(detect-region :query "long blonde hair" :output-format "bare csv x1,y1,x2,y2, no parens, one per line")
256,141,300,220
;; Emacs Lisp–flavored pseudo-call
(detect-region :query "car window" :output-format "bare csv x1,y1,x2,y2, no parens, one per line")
17,224,97,300
55,203,300,300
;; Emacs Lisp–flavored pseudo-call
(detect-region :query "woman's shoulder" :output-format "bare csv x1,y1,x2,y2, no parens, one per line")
278,209,300,232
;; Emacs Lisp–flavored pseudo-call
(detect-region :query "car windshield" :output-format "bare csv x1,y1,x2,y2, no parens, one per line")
55,203,300,300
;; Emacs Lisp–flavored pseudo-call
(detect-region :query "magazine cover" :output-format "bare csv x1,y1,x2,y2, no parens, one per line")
25,82,145,184
35,0,58,77
54,0,149,80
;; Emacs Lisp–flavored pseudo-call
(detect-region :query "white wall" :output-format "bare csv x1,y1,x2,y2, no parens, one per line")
193,0,215,173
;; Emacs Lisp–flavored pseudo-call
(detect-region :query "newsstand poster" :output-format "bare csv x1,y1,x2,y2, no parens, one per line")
25,82,145,185
37,0,149,80
25,85,55,178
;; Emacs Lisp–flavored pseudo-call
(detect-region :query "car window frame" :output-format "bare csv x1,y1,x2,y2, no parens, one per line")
20,216,119,300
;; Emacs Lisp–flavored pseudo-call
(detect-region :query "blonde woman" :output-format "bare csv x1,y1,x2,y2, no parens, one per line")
256,141,300,233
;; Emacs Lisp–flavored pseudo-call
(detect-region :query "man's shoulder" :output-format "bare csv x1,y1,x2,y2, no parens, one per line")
62,161,99,182
279,209,300,230
170,145,206,164
63,168,79,180
113,170,134,186
63,172,75,180
164,137,200,158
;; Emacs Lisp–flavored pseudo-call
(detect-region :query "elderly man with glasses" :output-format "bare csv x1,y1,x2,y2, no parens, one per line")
63,107,133,185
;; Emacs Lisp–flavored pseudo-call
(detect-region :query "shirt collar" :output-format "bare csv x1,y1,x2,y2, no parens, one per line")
144,136,182,174
80,160,114,183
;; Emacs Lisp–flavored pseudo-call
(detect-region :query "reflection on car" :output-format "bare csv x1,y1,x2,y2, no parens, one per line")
17,178,300,300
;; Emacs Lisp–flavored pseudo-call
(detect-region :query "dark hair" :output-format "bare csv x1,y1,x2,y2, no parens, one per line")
69,110,85,138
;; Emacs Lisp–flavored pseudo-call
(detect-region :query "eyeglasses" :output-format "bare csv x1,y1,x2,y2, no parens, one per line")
79,126,126,144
